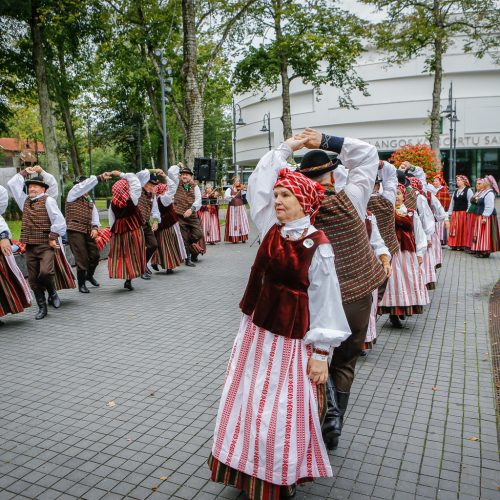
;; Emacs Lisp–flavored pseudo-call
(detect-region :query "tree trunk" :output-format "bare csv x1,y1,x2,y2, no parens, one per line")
30,1,60,201
182,0,204,167
429,2,444,158
273,0,292,140
55,50,82,177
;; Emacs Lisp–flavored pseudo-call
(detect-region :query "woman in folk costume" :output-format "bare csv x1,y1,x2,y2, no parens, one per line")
468,176,500,258
107,171,146,290
224,177,250,243
408,177,437,290
208,137,351,499
447,175,472,250
200,183,221,244
378,184,429,328
151,166,187,274
424,183,448,269
0,186,31,323
432,173,451,244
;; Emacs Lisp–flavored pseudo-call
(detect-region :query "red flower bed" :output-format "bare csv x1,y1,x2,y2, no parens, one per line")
389,144,442,180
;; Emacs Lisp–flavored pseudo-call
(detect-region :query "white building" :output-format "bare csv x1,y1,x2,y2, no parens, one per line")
233,43,500,185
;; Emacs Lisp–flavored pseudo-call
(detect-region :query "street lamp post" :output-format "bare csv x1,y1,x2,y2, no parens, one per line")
260,113,271,151
154,49,173,171
441,83,459,191
87,116,93,179
232,97,246,179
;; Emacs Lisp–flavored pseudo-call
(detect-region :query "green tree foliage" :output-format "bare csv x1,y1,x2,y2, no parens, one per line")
361,0,500,155
233,0,368,140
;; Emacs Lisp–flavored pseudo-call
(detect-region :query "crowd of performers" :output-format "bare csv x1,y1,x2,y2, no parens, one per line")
0,163,250,322
0,126,498,498
207,128,499,500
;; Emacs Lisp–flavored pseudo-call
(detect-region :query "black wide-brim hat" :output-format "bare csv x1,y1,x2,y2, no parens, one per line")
397,169,410,187
298,149,338,178
148,173,160,185
179,166,194,175
25,175,49,190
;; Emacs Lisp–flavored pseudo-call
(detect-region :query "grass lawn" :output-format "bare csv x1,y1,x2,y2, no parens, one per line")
7,219,110,240
95,198,108,209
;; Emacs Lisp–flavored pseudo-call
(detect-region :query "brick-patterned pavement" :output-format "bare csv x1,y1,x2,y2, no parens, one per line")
0,235,499,500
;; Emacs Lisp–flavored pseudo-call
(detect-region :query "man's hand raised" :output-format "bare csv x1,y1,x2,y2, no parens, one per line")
284,135,308,152
295,128,322,149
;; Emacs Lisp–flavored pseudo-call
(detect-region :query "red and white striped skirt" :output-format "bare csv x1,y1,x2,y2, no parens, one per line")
422,246,436,289
225,206,249,242
212,314,332,486
0,254,31,317
152,223,187,270
201,207,221,243
448,211,469,248
469,214,500,253
431,227,443,268
378,250,429,315
108,227,146,279
365,289,378,347
54,246,76,291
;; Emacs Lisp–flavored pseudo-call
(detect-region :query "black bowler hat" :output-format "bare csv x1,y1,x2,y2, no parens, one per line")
24,175,49,190
397,169,410,187
148,173,160,185
298,150,338,178
73,175,88,185
179,165,193,175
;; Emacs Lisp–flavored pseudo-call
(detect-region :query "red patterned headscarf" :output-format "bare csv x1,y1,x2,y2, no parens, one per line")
433,173,448,188
397,183,406,199
274,168,325,219
409,177,424,195
111,179,130,208
154,183,168,196
456,175,470,187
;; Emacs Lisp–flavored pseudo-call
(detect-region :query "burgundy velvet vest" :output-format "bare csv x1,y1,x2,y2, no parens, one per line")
395,210,416,253
157,199,179,230
239,224,330,340
110,199,143,234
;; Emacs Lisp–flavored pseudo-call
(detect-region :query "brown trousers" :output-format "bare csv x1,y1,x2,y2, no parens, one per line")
142,224,158,262
25,243,55,292
67,230,100,272
178,214,204,255
330,293,372,392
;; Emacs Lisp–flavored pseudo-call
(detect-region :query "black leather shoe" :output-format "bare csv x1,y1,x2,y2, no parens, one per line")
151,263,159,272
34,290,48,320
185,258,196,267
47,288,61,308
191,254,199,262
124,279,134,290
77,270,90,293
389,315,403,328
166,269,174,275
141,272,151,280
86,266,100,286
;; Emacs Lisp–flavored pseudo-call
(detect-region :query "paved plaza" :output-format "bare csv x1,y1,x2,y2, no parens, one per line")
0,234,499,500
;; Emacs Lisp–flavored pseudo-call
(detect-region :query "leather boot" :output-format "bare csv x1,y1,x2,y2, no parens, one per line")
185,257,196,267
34,290,48,320
322,375,342,450
47,286,61,308
86,266,100,287
389,314,403,328
124,279,134,290
77,270,90,293
191,254,199,262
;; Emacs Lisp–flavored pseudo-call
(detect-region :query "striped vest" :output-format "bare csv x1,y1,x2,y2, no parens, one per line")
315,190,387,304
138,190,153,225
174,183,195,216
405,188,418,211
367,194,400,256
65,196,94,234
20,195,52,245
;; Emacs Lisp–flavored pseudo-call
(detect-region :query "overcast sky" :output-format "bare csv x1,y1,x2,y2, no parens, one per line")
339,0,387,21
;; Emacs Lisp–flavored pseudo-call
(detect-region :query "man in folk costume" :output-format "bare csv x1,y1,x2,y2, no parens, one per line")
209,136,351,499
296,128,387,451
0,185,31,323
66,173,111,293
107,170,145,290
224,177,250,243
173,164,203,266
151,165,187,274
8,166,75,320
136,168,164,280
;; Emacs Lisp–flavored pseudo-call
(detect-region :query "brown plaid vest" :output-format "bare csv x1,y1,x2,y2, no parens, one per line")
367,194,400,256
174,182,195,216
315,190,387,304
20,195,52,245
66,196,94,234
138,190,153,225
405,188,418,211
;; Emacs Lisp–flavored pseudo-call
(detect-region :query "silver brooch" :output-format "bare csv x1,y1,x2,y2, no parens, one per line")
303,238,314,248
